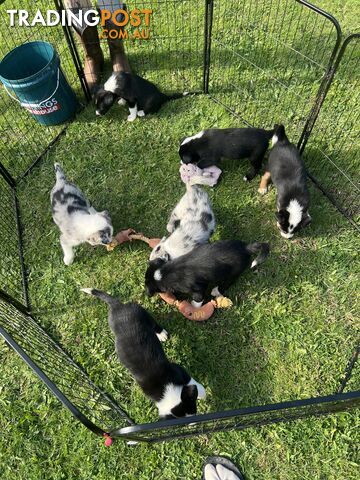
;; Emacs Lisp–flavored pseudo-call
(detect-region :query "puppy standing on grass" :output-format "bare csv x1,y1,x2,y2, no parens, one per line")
81,288,206,419
179,127,276,181
94,71,188,120
150,184,216,262
51,164,113,265
258,125,311,239
146,240,270,307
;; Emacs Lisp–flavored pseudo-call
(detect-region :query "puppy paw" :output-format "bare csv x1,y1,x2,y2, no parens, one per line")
258,187,268,195
63,256,74,266
191,300,203,308
106,240,118,252
157,329,168,342
243,175,249,182
127,114,137,122
215,296,233,308
137,110,145,117
118,98,126,106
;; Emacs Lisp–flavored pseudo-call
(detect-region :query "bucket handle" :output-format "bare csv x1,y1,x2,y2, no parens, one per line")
3,68,60,108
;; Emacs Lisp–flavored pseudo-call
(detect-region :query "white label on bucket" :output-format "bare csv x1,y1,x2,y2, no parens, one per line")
23,97,61,115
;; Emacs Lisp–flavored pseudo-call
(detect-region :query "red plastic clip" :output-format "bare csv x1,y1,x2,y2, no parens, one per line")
103,433,113,447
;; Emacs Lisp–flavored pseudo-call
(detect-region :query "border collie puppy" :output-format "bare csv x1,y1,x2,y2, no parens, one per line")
81,288,206,418
145,240,270,307
94,71,188,120
258,125,311,239
179,127,275,181
150,184,216,262
51,164,113,265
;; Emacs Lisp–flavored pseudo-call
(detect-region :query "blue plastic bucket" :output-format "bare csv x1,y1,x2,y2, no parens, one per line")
0,41,78,126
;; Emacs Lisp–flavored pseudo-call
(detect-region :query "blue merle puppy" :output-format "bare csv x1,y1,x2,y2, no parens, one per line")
51,163,113,265
150,184,216,262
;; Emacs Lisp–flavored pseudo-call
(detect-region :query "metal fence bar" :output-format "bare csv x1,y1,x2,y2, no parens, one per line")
300,33,360,228
0,325,105,436
110,391,360,443
0,297,134,433
203,0,214,93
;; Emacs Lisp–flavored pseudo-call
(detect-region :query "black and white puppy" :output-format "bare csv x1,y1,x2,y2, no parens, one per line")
94,72,188,121
145,240,270,307
81,288,206,418
258,125,311,239
51,164,113,265
179,127,275,181
150,184,215,262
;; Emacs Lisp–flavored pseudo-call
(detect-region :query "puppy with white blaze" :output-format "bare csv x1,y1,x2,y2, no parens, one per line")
179,126,276,181
150,184,216,262
81,288,206,419
51,164,113,265
145,240,270,307
258,125,311,239
94,71,188,120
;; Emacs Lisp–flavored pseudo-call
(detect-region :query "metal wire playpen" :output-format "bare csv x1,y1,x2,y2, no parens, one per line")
0,0,359,443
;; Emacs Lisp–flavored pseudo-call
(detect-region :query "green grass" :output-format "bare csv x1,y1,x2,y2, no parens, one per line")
1,1,360,479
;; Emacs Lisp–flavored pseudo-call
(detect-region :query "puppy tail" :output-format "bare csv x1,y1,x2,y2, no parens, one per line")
246,242,270,269
54,163,66,181
166,91,189,101
80,288,118,305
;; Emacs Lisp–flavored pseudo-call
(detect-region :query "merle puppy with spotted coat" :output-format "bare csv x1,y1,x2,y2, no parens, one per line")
51,164,113,265
150,184,216,262
81,288,206,419
179,127,276,181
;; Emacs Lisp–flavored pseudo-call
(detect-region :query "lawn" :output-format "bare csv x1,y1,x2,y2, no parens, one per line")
0,1,359,479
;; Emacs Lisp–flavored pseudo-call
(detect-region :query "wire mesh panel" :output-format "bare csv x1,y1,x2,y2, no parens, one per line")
0,175,27,306
208,0,341,143
0,298,133,433
301,34,359,227
62,0,206,93
0,1,85,180
111,391,360,442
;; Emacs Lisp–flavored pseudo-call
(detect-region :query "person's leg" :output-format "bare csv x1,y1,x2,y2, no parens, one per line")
97,0,131,72
63,0,104,91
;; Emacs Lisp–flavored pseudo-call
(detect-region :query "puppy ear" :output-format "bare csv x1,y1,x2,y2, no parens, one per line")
160,252,170,262
275,124,286,140
91,84,102,98
301,212,312,228
181,384,198,402
104,92,115,106
100,210,111,222
275,210,287,222
181,154,192,164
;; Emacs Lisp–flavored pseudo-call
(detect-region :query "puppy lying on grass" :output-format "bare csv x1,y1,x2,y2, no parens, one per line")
146,240,270,307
